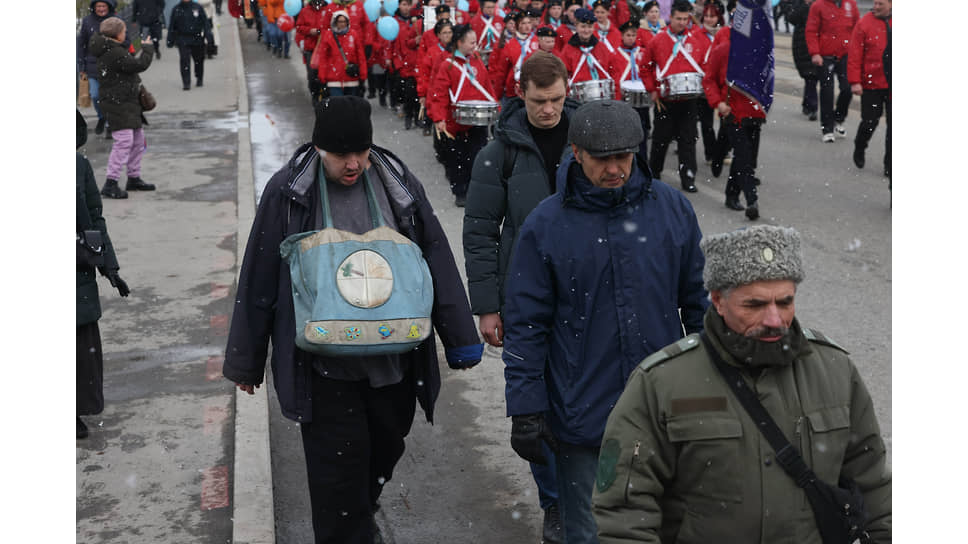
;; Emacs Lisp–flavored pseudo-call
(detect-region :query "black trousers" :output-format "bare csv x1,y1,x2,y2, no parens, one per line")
442,126,489,197
388,71,401,108
697,98,717,162
177,43,206,87
299,369,417,544
724,116,763,206
77,321,104,415
818,55,851,133
139,22,163,51
397,76,419,121
855,88,891,172
303,51,325,102
649,98,698,185
801,75,819,114
636,106,651,164
368,69,388,99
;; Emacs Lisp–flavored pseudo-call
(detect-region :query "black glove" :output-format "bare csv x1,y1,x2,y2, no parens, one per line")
510,413,559,466
106,270,130,297
364,44,373,58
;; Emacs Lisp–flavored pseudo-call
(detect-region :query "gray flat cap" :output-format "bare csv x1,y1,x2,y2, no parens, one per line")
568,100,644,157
700,225,805,292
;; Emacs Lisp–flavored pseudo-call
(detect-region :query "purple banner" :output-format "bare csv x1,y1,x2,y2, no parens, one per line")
726,0,775,112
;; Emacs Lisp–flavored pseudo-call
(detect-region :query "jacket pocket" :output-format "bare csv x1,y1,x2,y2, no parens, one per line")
803,405,851,487
666,415,744,503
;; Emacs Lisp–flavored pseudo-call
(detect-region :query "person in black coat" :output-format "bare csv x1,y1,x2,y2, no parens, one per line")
77,110,129,440
132,0,167,58
90,18,156,198
788,0,819,119
223,96,483,543
167,0,214,90
77,0,121,135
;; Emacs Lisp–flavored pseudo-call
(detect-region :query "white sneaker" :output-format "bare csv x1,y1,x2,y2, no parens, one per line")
822,133,836,143
835,123,847,137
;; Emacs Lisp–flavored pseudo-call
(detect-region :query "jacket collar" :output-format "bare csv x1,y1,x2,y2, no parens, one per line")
282,143,418,220
494,96,580,152
556,153,653,211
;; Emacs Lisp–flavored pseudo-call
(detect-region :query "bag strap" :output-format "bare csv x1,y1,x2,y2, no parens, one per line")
699,332,818,489
333,31,351,67
316,162,384,231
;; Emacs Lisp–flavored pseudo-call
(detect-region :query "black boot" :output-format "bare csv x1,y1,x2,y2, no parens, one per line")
542,504,563,544
724,196,745,211
196,78,203,87
126,177,156,191
404,114,412,130
101,178,128,199
378,93,387,108
155,47,161,59
94,118,105,135
853,147,865,169
745,202,760,221
77,417,89,439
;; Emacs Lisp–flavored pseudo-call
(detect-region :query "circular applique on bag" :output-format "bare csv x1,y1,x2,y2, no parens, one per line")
336,250,393,308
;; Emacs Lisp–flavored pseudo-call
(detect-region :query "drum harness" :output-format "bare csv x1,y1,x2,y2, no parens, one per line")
477,15,501,51
512,34,537,83
445,56,498,104
656,29,704,82
569,44,613,86
617,46,641,83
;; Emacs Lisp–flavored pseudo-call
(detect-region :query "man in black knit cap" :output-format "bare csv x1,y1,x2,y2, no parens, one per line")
223,96,483,544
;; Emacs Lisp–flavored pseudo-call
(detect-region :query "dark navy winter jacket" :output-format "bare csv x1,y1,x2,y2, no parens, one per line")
223,143,483,424
502,153,708,446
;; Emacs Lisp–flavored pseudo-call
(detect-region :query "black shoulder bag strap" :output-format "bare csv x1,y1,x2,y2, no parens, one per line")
699,332,871,544
333,30,351,68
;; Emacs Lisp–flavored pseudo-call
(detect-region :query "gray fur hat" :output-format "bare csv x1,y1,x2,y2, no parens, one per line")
700,225,805,292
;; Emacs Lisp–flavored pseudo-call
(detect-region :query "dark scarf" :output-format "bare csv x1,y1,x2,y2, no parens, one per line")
703,307,811,370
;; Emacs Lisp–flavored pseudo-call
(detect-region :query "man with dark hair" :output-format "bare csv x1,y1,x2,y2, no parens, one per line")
224,96,483,543
502,99,708,543
464,51,577,542
641,0,706,193
806,0,859,142
593,225,891,544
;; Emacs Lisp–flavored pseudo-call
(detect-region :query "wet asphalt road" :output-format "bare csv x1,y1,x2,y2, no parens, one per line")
239,19,891,544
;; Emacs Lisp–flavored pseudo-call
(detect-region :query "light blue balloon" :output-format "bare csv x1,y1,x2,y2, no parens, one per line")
364,0,381,21
284,0,302,17
384,0,399,16
772,0,781,5
378,16,399,41
457,0,469,12
497,8,506,17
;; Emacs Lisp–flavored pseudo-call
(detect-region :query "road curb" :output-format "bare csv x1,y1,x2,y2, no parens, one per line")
228,14,277,544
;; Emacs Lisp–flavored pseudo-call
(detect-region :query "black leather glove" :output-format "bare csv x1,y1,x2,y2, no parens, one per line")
106,270,130,297
510,413,559,466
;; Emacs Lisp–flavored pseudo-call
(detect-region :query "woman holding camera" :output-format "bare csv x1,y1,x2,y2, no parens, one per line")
317,11,367,97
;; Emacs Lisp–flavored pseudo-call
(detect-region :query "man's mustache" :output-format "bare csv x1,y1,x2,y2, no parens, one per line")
746,326,789,339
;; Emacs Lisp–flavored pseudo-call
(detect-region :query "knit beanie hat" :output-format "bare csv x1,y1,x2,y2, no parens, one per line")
99,17,125,39
312,96,373,153
700,225,805,292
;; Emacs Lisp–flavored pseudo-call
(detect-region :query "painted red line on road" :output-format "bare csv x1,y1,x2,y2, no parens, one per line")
206,356,223,381
203,404,229,436
210,314,229,336
211,283,230,299
201,465,230,511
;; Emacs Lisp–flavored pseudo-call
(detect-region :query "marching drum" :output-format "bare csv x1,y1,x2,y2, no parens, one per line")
620,80,651,109
569,79,615,103
453,100,500,126
660,72,704,100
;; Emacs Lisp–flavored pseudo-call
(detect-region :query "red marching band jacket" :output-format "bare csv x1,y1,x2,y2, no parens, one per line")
394,14,421,79
418,41,450,97
488,34,540,99
471,12,505,53
701,40,766,121
641,27,709,99
805,0,859,58
847,12,891,90
559,35,621,100
428,53,498,136
321,1,375,47
593,22,623,55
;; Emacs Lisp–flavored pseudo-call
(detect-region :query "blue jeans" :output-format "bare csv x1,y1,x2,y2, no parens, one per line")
531,443,559,510
88,77,103,119
555,442,600,543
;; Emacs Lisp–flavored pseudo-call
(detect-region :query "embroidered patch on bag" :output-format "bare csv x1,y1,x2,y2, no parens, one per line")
344,326,362,340
407,324,422,338
378,324,394,339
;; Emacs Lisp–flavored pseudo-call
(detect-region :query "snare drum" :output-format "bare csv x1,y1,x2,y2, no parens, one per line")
569,79,615,103
620,80,651,109
453,100,500,126
660,72,704,100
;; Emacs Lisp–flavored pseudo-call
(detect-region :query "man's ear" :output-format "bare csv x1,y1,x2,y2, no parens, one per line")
516,82,524,99
710,290,724,316
571,144,582,164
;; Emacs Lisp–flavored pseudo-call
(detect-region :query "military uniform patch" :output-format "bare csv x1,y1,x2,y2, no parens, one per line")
596,438,621,493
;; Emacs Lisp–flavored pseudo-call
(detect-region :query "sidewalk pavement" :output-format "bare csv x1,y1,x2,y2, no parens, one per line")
76,13,273,543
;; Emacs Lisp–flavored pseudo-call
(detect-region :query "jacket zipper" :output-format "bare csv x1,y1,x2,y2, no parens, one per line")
624,440,641,503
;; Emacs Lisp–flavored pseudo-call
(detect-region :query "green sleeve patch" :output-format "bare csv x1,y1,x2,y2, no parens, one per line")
596,438,622,493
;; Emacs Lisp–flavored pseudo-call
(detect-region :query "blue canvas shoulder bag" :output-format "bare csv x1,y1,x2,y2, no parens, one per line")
279,164,434,356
